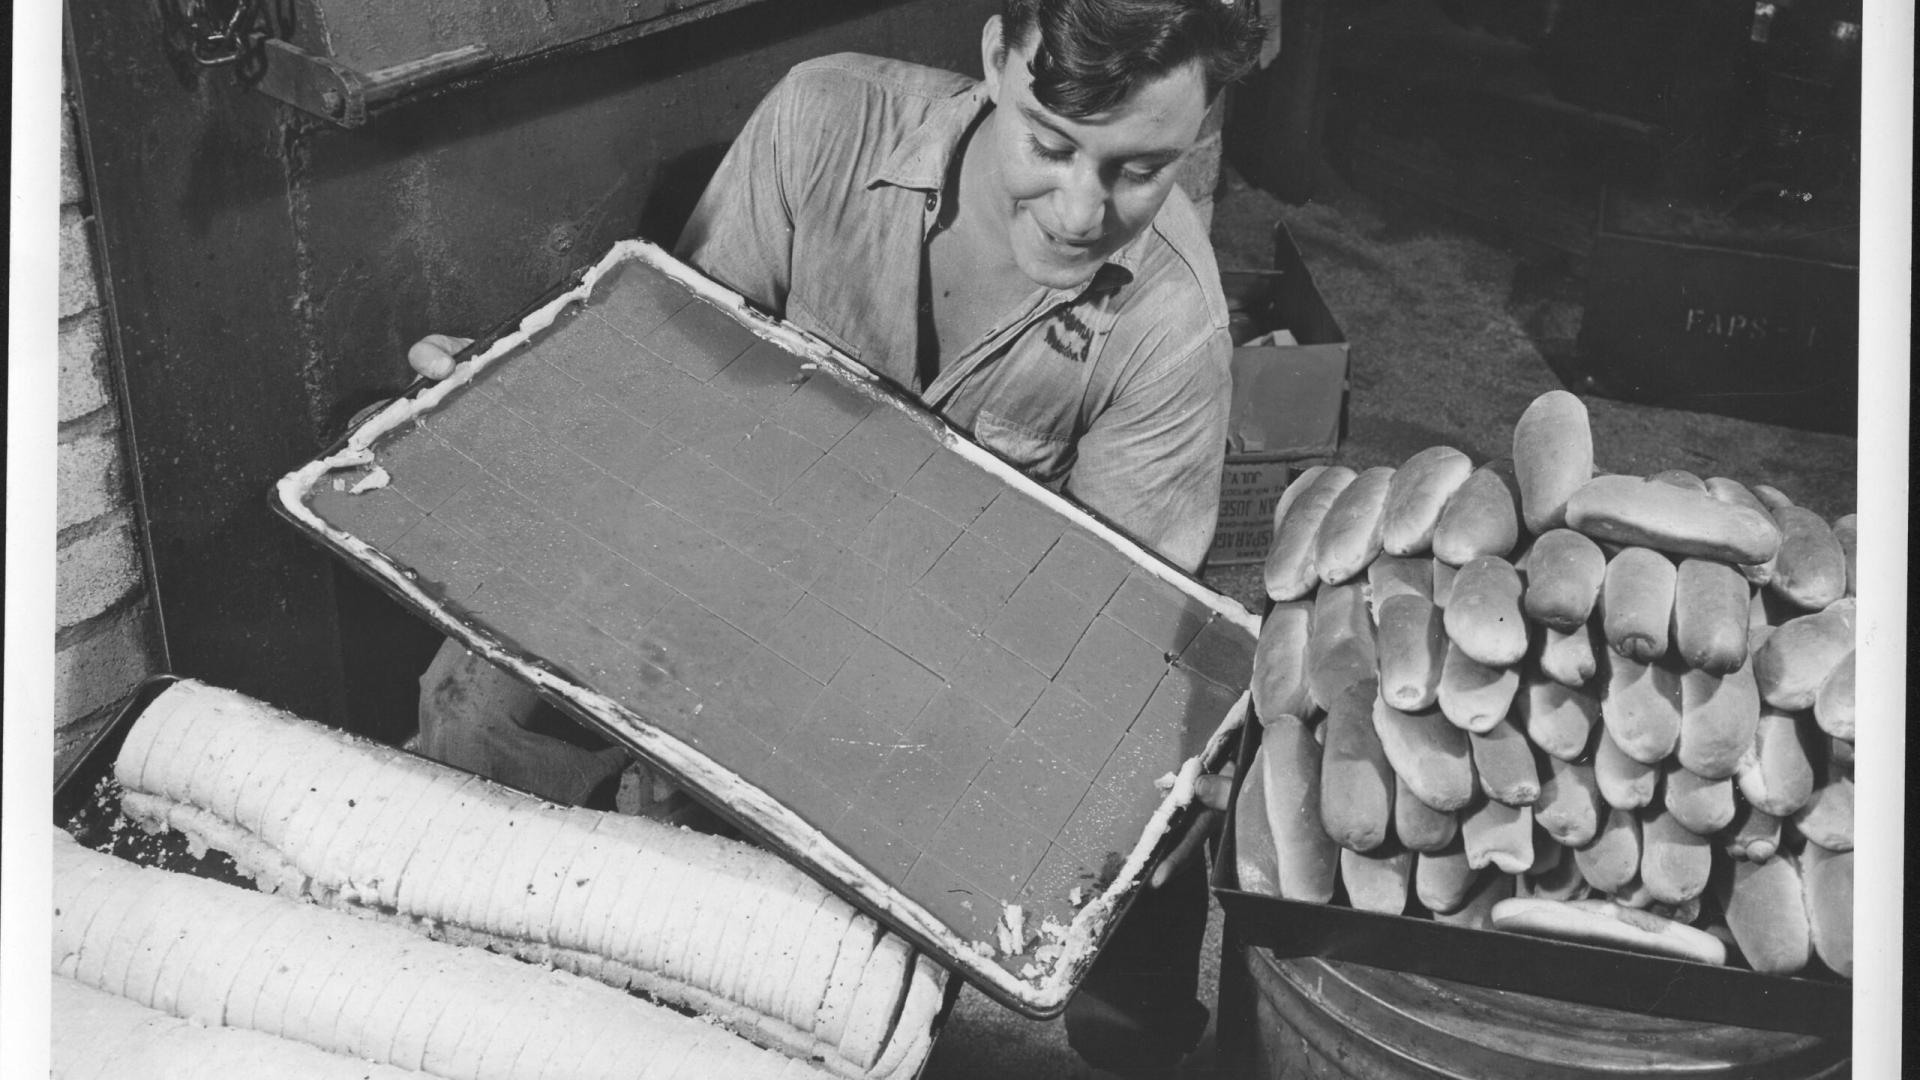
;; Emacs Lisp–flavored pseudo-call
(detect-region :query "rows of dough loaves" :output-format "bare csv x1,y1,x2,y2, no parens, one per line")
1237,390,1853,980
107,679,946,1080
52,835,837,1080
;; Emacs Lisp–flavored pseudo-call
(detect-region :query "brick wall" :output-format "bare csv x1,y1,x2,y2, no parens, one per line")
56,83,162,775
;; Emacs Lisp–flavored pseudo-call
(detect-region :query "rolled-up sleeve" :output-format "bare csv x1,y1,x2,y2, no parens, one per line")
1064,331,1232,574
673,76,798,315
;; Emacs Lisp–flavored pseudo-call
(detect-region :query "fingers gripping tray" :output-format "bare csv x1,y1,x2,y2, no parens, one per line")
275,239,1258,1017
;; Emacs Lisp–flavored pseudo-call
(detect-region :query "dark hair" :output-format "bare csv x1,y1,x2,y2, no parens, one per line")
999,0,1266,118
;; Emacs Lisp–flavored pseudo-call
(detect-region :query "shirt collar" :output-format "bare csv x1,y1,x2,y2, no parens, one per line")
866,82,1141,295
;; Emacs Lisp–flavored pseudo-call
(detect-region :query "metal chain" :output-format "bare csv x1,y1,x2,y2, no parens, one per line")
167,0,269,67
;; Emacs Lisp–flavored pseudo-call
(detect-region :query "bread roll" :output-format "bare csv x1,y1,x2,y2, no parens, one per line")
1307,582,1377,714
1768,506,1847,611
1393,775,1460,853
1259,714,1341,902
1672,558,1751,674
1339,844,1413,915
1601,654,1683,765
1490,898,1726,965
1319,680,1395,853
1717,855,1812,975
1593,729,1659,811
1414,841,1478,915
1470,719,1540,807
1367,554,1435,614
1515,675,1598,761
1566,476,1782,564
1432,462,1521,566
1538,619,1601,688
1313,466,1395,584
1252,601,1314,725
1800,844,1853,977
1662,764,1735,836
1831,513,1857,597
1813,651,1855,741
1638,809,1710,905
1791,779,1853,852
1534,757,1603,848
1371,694,1474,813
1436,642,1520,734
1676,665,1761,780
1601,547,1677,663
1380,446,1474,556
1735,709,1816,817
1265,466,1357,601
1522,529,1607,631
1704,477,1779,585
1460,797,1533,875
1512,390,1592,533
1375,594,1446,711
1444,556,1529,667
1572,808,1642,894
1753,600,1855,711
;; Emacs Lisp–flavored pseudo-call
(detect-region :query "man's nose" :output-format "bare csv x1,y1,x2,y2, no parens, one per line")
1052,166,1107,239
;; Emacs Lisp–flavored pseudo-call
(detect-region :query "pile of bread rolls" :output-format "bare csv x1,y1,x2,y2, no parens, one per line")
1234,390,1853,979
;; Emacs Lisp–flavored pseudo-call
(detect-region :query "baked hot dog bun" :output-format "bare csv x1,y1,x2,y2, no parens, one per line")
1490,897,1727,965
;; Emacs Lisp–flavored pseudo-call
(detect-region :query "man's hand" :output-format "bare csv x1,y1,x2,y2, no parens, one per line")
408,334,476,380
1147,762,1236,889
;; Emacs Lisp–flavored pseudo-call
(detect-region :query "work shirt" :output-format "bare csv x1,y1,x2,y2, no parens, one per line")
674,53,1232,573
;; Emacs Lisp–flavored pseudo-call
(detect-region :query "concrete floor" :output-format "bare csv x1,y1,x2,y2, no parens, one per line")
915,164,1858,1078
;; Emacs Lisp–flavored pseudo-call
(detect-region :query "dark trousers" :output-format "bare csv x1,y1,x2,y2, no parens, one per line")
1065,852,1213,1069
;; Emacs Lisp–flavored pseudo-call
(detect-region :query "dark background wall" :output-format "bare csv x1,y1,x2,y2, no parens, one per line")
68,0,1000,739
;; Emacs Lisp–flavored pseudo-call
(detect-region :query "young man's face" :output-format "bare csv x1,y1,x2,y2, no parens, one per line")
978,17,1209,291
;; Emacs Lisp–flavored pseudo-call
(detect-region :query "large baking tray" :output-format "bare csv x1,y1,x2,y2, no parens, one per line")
1209,717,1851,1039
271,239,1258,1017
54,673,964,1062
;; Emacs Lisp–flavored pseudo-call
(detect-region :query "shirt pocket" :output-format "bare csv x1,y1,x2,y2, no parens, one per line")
973,408,1076,488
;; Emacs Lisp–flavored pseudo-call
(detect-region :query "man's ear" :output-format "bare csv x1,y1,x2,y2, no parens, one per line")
980,15,1006,99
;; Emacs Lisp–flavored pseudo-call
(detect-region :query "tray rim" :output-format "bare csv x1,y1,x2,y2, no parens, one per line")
270,236,1258,1018
1208,716,1853,1040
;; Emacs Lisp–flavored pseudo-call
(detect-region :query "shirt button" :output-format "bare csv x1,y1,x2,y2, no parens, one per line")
925,194,937,211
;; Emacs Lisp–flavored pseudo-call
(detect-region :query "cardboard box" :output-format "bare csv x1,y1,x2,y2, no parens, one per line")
1574,188,1858,435
1209,223,1351,566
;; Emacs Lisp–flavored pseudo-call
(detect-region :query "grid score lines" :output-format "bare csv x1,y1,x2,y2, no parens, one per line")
304,254,1256,973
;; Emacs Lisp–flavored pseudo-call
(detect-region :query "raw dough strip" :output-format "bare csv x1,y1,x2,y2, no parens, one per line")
54,976,421,1080
52,840,834,1080
435,921,887,1080
114,683,944,1079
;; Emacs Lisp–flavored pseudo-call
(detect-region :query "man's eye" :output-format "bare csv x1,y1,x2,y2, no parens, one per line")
1026,135,1073,163
1122,165,1167,185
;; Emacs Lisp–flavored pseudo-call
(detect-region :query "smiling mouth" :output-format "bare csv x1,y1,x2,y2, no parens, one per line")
1037,223,1101,251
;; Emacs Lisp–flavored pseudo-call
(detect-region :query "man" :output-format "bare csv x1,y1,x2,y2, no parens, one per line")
411,0,1263,1068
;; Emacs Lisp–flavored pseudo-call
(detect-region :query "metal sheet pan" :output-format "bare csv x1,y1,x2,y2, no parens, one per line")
271,238,1258,1017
